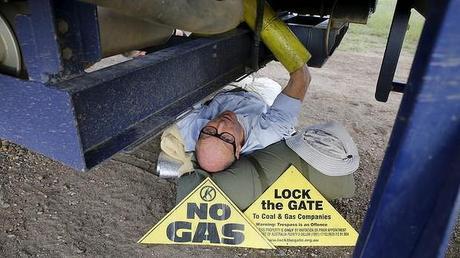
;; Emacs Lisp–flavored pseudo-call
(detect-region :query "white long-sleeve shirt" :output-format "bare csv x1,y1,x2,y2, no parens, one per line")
176,90,301,154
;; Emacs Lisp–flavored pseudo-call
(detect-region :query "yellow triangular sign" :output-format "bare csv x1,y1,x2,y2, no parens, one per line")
138,178,275,249
244,165,359,246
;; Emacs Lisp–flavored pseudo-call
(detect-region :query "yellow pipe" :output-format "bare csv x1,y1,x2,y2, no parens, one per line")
243,0,311,73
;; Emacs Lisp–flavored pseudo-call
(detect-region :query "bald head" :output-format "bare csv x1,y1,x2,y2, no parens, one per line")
195,111,245,172
196,136,235,172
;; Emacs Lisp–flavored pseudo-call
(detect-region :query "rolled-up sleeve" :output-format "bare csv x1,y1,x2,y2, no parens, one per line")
269,93,302,124
241,93,301,153
259,93,301,134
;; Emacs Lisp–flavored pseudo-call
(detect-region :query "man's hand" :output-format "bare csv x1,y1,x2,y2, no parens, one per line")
282,65,311,102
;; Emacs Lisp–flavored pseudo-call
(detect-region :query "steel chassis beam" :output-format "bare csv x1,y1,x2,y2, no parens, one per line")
0,28,269,171
13,0,101,82
375,0,414,102
354,0,460,256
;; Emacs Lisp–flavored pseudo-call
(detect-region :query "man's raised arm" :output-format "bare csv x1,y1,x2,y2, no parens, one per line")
282,65,311,102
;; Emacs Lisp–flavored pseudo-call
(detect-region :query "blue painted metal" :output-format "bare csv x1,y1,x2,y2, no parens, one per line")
14,0,62,82
375,0,413,102
13,0,101,82
0,76,86,171
354,0,460,256
391,81,406,93
0,28,267,170
53,0,101,78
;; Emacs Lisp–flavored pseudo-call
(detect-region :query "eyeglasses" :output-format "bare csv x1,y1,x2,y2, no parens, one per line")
199,126,237,158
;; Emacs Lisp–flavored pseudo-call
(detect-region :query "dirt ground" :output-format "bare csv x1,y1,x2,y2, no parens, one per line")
1,50,458,257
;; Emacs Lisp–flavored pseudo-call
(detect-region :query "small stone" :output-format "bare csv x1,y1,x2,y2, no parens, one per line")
277,250,286,256
37,211,43,215
0,202,10,208
74,244,86,254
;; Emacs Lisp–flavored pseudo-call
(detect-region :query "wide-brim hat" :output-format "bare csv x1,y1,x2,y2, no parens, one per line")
286,121,359,176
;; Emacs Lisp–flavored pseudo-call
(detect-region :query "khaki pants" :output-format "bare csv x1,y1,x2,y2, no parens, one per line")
177,141,355,210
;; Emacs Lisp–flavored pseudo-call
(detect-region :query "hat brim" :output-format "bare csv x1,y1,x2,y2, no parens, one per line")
286,121,360,176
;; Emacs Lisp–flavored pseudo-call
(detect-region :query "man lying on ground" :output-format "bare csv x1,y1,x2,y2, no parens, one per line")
160,65,357,210
177,65,311,172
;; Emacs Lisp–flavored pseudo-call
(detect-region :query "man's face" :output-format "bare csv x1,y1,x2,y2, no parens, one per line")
195,111,245,172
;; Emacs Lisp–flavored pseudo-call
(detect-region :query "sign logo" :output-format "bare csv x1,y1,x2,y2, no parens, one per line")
138,178,274,249
244,165,359,246
200,185,216,202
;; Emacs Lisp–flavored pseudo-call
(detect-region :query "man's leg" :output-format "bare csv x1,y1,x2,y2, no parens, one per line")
177,141,355,210
251,141,356,201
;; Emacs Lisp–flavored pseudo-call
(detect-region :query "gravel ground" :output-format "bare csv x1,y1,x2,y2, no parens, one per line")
0,50,458,257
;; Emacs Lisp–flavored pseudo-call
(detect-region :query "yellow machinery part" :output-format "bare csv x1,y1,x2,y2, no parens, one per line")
243,0,311,73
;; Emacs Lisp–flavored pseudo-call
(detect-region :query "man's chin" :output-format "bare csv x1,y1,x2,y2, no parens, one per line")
206,169,222,173
199,164,224,173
